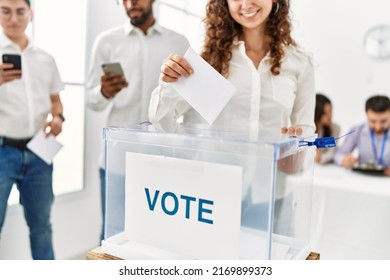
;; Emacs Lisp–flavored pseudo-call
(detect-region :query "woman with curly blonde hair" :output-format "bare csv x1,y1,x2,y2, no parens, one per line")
149,0,315,138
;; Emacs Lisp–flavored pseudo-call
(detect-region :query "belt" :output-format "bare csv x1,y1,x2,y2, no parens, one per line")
0,136,32,149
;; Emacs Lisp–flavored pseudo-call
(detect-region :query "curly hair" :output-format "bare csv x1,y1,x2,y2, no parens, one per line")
200,0,296,76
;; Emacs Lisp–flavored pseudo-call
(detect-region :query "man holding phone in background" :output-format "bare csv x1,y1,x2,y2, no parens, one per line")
86,0,189,240
0,0,64,259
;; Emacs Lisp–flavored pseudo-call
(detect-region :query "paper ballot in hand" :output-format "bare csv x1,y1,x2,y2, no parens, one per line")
27,130,63,164
171,47,237,125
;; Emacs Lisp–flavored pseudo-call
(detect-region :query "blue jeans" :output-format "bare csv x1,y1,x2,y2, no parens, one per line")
99,168,125,241
0,146,54,260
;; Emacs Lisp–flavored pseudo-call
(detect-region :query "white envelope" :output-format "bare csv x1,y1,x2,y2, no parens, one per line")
171,47,237,124
27,130,63,164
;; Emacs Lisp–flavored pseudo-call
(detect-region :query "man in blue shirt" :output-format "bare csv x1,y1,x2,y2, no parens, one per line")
334,95,390,176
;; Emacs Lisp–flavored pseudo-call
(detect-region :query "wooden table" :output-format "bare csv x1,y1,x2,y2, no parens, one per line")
86,247,320,260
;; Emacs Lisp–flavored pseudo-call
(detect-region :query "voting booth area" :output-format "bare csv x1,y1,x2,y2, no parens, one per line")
100,125,315,260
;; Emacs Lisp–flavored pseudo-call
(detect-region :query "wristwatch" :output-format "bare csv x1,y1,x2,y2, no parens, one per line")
55,113,65,122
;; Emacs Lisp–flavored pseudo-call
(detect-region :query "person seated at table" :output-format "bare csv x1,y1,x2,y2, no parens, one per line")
334,95,390,176
314,93,340,164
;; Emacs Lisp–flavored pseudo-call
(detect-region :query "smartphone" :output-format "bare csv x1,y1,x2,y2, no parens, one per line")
2,54,22,70
101,62,124,76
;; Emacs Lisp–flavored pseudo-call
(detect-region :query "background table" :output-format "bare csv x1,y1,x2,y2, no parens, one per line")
311,164,390,259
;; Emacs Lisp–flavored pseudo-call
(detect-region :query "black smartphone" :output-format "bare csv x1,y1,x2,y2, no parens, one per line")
2,54,22,71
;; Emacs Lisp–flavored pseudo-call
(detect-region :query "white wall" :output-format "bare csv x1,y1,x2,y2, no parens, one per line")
292,0,390,135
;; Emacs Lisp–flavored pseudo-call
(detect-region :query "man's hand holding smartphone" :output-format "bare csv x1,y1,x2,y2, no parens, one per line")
100,62,128,99
0,54,22,85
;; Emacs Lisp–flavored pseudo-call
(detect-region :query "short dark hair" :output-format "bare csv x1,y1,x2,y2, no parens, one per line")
365,95,390,112
25,0,31,7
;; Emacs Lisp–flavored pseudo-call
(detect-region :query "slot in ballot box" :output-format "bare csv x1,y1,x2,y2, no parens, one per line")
101,125,315,260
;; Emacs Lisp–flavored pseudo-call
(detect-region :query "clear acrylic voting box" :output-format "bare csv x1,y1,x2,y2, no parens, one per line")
101,125,315,260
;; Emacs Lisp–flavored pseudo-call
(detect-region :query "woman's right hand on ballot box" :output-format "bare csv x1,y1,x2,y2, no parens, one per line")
160,54,193,83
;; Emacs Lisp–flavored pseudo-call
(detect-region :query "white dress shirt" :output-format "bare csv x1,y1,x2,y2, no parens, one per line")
86,22,189,126
0,31,64,138
86,22,189,168
149,43,316,138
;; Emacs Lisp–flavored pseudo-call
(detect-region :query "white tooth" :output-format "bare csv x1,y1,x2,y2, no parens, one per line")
242,11,256,17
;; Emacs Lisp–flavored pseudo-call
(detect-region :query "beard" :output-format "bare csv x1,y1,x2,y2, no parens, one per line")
128,6,153,27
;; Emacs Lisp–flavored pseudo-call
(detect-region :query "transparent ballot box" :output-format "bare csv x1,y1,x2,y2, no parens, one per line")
101,125,315,260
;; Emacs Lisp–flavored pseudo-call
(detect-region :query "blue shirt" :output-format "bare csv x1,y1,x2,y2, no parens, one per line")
334,123,390,167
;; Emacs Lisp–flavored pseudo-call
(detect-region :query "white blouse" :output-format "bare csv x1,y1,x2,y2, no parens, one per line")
149,42,316,139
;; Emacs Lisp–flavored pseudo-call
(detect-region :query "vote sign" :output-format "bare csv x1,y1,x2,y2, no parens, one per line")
125,152,243,259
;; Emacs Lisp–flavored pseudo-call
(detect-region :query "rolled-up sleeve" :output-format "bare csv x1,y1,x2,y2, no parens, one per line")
148,82,190,130
86,35,112,111
291,57,316,135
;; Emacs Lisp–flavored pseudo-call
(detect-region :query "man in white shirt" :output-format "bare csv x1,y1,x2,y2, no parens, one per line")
86,0,189,240
0,0,65,259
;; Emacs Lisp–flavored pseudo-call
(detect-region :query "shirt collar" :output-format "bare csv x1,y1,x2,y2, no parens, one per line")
124,21,164,36
0,30,35,52
233,39,272,62
233,38,293,63
362,123,390,137
0,30,17,49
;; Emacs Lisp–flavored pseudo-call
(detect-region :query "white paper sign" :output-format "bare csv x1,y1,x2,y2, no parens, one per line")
27,130,63,164
171,47,237,125
125,152,243,259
